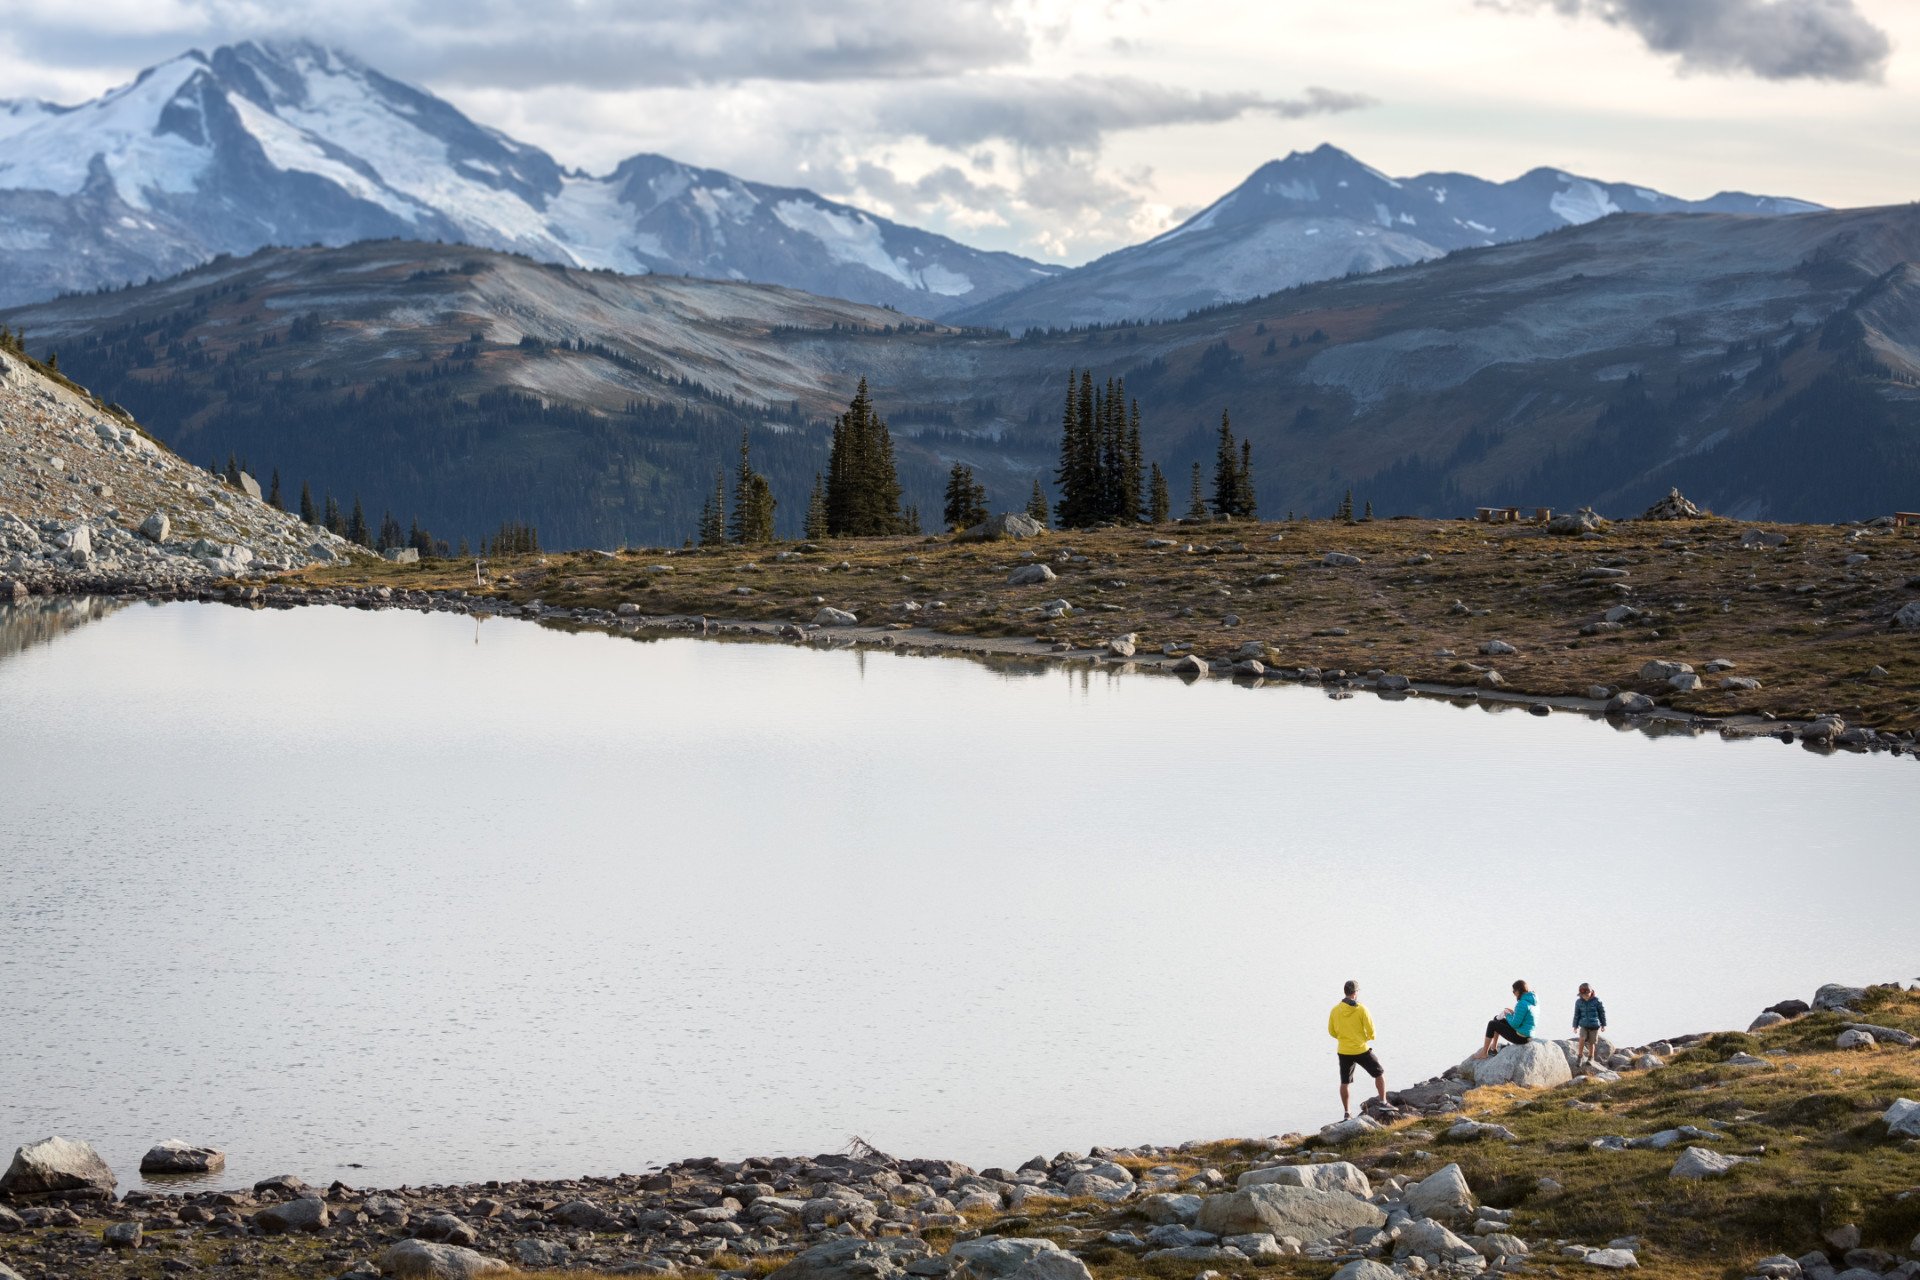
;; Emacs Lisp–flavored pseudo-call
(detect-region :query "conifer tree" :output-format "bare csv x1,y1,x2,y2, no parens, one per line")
1187,462,1207,520
825,378,905,536
1211,411,1243,518
1026,479,1050,525
268,469,282,509
804,473,829,541
902,505,922,536
1124,401,1145,521
1238,438,1257,520
1148,463,1171,524
1363,499,1374,521
942,462,988,531
323,493,341,534
298,481,316,524
347,497,369,547
727,430,776,545
1338,487,1355,522
699,467,727,546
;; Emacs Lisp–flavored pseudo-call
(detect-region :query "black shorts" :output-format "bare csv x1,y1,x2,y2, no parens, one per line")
1338,1050,1383,1084
1485,1019,1529,1046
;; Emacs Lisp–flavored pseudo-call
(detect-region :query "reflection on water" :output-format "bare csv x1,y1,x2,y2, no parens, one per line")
0,596,129,664
0,601,1914,1196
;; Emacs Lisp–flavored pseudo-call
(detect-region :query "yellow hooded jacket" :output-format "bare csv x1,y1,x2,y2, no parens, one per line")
1328,999,1376,1055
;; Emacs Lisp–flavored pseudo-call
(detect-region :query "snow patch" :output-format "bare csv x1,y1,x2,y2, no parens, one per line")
1550,180,1620,225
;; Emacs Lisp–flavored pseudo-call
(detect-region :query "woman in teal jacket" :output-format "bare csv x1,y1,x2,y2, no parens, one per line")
1475,980,1536,1058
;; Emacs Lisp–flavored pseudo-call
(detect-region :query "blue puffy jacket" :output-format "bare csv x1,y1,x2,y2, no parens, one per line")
1506,991,1537,1038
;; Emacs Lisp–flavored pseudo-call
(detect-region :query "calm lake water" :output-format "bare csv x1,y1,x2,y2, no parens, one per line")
1,598,1914,1193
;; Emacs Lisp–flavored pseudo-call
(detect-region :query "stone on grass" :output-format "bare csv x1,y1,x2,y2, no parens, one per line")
1404,1163,1476,1222
1639,660,1693,682
1813,984,1867,1012
1584,1248,1639,1269
1322,552,1364,567
0,1137,115,1198
947,1237,1093,1280
1194,1184,1385,1244
1137,1193,1202,1225
254,1196,330,1233
1836,1029,1876,1050
958,513,1046,543
378,1239,509,1278
1670,1147,1749,1179
1884,1098,1920,1138
1236,1162,1370,1198
103,1221,142,1250
1466,1040,1573,1089
1331,1263,1398,1280
139,1140,225,1175
1890,601,1920,630
138,513,170,542
813,607,858,627
1318,1113,1384,1143
1006,564,1057,586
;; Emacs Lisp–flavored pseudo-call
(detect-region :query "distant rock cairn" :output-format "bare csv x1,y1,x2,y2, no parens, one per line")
1639,488,1702,520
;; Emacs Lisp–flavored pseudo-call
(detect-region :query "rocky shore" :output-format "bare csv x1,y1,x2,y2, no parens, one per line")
4,982,1916,1280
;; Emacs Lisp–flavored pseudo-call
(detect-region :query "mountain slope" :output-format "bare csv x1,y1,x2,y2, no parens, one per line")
959,144,1822,330
0,40,1053,314
10,206,1920,549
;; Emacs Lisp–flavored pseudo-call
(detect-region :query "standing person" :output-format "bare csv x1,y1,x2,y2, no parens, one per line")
1475,980,1537,1059
1328,979,1388,1120
1572,983,1608,1069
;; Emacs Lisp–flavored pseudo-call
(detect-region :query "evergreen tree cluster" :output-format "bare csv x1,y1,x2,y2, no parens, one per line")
726,430,778,545
1053,369,1145,528
942,463,989,531
825,379,910,536
486,521,540,556
1210,411,1258,519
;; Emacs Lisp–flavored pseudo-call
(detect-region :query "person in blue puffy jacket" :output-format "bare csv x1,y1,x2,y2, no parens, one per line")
1475,979,1536,1058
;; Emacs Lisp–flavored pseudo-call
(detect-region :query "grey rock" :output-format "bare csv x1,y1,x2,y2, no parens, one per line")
377,1239,509,1278
1006,564,1057,586
235,471,263,501
0,1136,116,1198
1883,1098,1920,1138
1318,1113,1384,1143
958,513,1047,542
138,513,170,542
1168,654,1209,676
1331,1263,1398,1280
1639,659,1693,681
813,607,859,626
1894,601,1920,630
1813,984,1868,1012
383,547,420,564
513,1240,570,1268
947,1237,1092,1280
1394,1219,1479,1263
1835,1029,1875,1050
1606,691,1655,714
1193,1184,1385,1243
139,1140,225,1175
255,1196,331,1233
103,1221,142,1250
1236,1162,1370,1198
1465,1040,1572,1089
1669,1146,1749,1179
1136,1193,1203,1225
1583,1247,1639,1269
1740,529,1788,549
1322,552,1364,567
1403,1163,1476,1222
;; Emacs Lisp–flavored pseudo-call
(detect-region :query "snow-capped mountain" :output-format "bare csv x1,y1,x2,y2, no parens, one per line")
0,40,1054,311
958,143,1824,330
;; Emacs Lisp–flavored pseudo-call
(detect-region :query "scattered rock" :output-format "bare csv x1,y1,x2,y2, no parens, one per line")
383,547,420,564
1669,1146,1750,1179
1836,1028,1876,1050
139,1140,225,1175
1236,1162,1370,1198
103,1221,142,1250
1465,1041,1573,1089
1481,639,1517,656
948,1237,1093,1280
254,1196,331,1233
378,1239,509,1278
1194,1184,1384,1244
0,1136,116,1198
1893,601,1920,630
1583,1247,1639,1269
1321,552,1364,567
1882,1099,1920,1138
138,512,170,542
1813,984,1867,1012
957,513,1047,543
1006,564,1057,586
1740,529,1788,550
1606,691,1655,715
1404,1162,1476,1222
813,607,859,626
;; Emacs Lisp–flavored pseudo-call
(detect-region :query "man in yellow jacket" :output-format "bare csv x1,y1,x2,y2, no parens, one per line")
1328,979,1388,1119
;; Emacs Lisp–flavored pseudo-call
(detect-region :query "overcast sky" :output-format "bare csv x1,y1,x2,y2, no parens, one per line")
1,0,1913,263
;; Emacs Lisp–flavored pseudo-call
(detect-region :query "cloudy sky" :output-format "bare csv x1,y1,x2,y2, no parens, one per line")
1,0,1913,263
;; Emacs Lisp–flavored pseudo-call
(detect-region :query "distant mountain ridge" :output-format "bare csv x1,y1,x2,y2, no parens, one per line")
0,39,1055,311
957,144,1824,330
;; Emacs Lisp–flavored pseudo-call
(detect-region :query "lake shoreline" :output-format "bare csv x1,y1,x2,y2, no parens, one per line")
4,981,1914,1280
8,574,1917,759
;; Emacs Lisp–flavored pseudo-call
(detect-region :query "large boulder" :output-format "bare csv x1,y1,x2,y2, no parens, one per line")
1465,1040,1573,1089
1670,1147,1749,1179
378,1239,509,1278
0,1137,115,1198
1895,601,1920,630
958,513,1046,543
1194,1184,1384,1244
1332,1263,1399,1280
1006,563,1057,586
1394,1219,1480,1264
1236,1161,1370,1198
235,471,263,501
768,1238,932,1280
812,607,858,627
947,1237,1093,1280
1885,1098,1920,1138
1136,1192,1202,1225
1549,509,1606,535
138,513,170,543
1403,1163,1476,1222
254,1196,330,1233
1814,984,1868,1012
138,1141,225,1176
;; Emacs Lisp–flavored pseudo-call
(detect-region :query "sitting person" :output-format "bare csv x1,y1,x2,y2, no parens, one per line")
1475,979,1536,1058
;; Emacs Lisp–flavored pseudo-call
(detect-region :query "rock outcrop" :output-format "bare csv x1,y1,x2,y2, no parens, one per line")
0,1137,115,1198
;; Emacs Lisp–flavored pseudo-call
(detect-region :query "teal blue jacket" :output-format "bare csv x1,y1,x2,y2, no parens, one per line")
1506,991,1537,1038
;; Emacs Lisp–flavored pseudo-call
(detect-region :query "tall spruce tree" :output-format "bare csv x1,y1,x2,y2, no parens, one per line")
727,430,776,545
1187,463,1207,520
1211,411,1244,518
825,378,905,536
804,473,829,541
699,467,727,546
942,462,988,531
1124,401,1145,521
298,481,315,524
346,497,369,546
1148,463,1171,524
268,469,282,509
1026,479,1050,525
1238,438,1257,519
